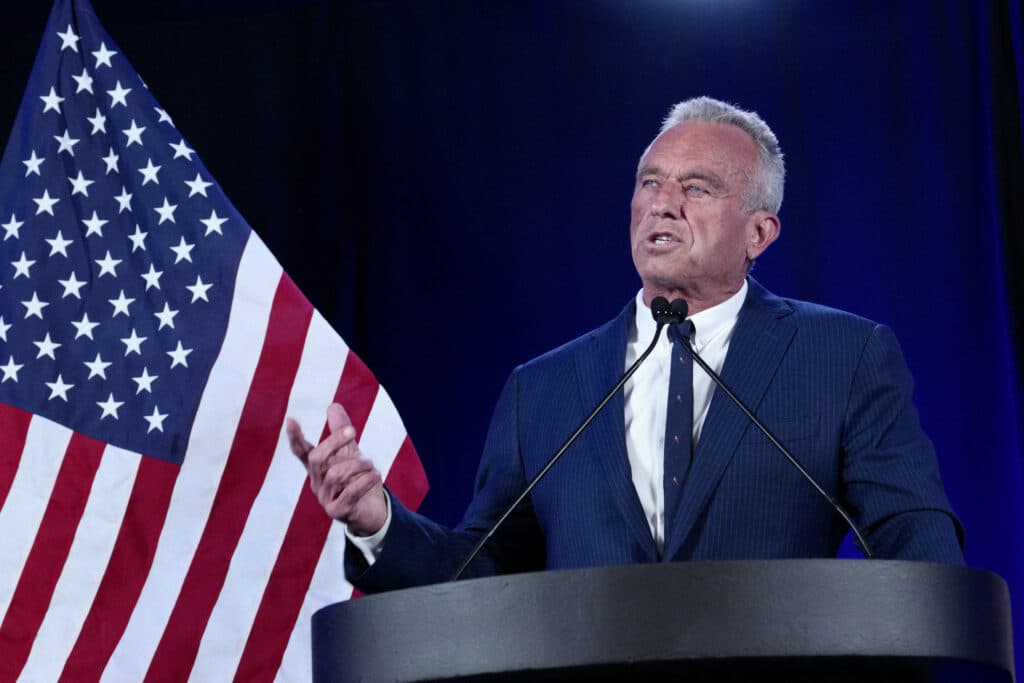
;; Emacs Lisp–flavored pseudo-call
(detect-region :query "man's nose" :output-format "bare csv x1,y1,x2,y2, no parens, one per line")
651,184,682,218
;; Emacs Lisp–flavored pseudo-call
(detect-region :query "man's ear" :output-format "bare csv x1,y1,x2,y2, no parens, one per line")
747,212,780,261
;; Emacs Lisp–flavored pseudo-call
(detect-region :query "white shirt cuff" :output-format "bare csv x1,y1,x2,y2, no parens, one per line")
345,492,392,566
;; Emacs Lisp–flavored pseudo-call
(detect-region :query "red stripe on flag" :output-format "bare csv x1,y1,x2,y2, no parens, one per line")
232,486,331,682
58,455,180,682
335,350,378,435
231,349,390,679
0,432,106,681
143,275,312,682
0,403,32,511
385,436,429,511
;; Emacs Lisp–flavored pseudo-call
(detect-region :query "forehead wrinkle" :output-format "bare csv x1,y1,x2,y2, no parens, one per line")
638,122,758,195
636,163,727,192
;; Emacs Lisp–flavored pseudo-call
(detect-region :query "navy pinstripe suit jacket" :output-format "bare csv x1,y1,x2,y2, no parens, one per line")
348,278,964,592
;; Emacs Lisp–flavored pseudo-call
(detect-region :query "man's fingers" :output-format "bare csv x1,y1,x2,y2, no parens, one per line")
292,403,382,530
326,402,354,435
305,426,359,477
319,458,377,511
322,456,375,490
325,470,383,522
285,417,314,465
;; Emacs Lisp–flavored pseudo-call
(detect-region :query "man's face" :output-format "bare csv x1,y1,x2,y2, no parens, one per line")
629,120,773,306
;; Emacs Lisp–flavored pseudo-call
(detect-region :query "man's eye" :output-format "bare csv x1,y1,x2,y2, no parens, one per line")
684,184,708,195
640,178,659,189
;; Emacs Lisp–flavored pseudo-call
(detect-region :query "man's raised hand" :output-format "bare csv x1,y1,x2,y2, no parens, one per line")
286,402,388,536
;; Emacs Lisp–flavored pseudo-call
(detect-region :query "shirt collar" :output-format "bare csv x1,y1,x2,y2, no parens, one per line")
633,279,749,350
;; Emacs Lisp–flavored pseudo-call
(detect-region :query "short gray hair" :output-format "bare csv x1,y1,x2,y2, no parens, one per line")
660,97,785,214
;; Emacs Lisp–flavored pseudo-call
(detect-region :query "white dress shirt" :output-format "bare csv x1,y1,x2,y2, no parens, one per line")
350,281,749,564
623,280,748,556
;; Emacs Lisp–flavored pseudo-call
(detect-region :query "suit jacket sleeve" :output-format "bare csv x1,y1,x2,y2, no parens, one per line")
345,370,545,592
841,323,965,562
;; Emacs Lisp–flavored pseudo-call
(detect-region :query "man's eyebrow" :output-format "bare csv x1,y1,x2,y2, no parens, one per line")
636,164,663,179
678,167,726,190
636,165,727,191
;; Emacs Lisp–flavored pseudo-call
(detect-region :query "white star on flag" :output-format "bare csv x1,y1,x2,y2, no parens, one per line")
21,292,49,319
96,392,124,419
82,210,108,236
140,263,163,290
11,251,35,279
69,170,94,196
138,158,161,185
120,329,146,356
169,139,194,160
132,366,158,394
33,189,60,215
40,86,65,113
92,40,117,67
166,340,192,368
2,214,24,240
33,332,62,359
154,197,177,224
45,373,74,401
22,150,44,176
72,312,100,339
84,352,112,379
186,275,212,302
122,118,145,146
58,271,87,298
144,405,168,432
185,173,212,197
45,230,73,256
57,24,80,52
102,147,119,173
106,79,130,107
72,67,94,93
128,225,147,251
1,356,24,383
95,250,122,277
109,290,134,316
201,209,227,235
114,186,133,212
53,129,79,155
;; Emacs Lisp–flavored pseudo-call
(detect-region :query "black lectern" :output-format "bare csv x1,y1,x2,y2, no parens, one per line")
312,560,1014,682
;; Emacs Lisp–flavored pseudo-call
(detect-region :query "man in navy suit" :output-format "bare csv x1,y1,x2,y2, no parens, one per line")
287,97,964,591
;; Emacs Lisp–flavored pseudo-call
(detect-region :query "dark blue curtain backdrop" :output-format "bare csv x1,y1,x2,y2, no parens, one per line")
3,0,1022,672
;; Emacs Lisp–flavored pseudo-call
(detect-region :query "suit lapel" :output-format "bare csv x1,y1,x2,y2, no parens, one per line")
663,279,796,560
573,301,659,560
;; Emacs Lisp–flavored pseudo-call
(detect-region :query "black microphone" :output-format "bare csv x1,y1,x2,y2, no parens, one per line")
666,298,874,558
450,297,680,580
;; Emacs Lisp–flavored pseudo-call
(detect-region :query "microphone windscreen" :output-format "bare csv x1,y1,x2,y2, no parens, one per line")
670,298,688,320
651,296,673,323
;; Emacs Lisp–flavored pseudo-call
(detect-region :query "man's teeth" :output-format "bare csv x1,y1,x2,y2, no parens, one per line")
654,235,673,244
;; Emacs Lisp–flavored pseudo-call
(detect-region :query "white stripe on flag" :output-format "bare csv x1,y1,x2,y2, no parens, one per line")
101,234,281,682
19,445,140,682
0,416,73,622
188,311,348,680
274,522,353,682
273,381,409,681
359,385,408,476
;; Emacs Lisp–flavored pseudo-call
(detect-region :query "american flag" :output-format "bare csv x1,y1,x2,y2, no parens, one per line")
0,1,428,680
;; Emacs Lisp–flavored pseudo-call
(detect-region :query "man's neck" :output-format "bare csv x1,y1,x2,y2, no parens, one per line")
642,278,746,316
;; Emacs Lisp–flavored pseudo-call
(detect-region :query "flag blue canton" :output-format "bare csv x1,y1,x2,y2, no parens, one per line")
0,1,250,463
